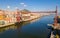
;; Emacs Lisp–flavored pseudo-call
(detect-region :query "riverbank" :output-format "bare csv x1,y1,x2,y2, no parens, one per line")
0,16,41,28
0,15,53,38
0,15,41,28
23,14,41,21
0,23,15,28
0,13,50,28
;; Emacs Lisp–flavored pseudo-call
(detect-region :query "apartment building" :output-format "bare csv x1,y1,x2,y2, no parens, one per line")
0,10,5,25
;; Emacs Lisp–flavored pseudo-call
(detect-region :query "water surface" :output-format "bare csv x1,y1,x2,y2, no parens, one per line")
0,15,54,38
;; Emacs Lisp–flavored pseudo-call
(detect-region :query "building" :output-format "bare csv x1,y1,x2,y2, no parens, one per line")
21,11,31,21
0,10,5,25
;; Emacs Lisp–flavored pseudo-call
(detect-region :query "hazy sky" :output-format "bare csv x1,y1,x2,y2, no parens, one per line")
0,0,60,12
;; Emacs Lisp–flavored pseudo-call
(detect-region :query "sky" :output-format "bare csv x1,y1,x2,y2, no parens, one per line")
0,0,60,12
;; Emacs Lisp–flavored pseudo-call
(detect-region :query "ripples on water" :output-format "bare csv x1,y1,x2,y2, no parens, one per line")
0,15,55,38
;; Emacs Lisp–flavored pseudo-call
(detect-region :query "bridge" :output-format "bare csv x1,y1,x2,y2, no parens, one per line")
31,6,57,13
31,11,56,13
31,6,58,26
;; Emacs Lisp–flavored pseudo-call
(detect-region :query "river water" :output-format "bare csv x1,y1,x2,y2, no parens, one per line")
0,15,55,38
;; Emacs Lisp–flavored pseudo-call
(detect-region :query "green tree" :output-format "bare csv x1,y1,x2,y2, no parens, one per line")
21,9,31,13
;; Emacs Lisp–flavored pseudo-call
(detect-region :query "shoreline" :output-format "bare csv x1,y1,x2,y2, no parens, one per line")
0,15,41,28
0,23,15,28
23,16,41,22
0,13,50,28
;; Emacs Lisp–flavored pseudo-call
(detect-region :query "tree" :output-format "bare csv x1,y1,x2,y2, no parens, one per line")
21,9,31,14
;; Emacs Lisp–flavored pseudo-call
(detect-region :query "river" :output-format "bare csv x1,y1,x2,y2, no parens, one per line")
0,15,55,38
